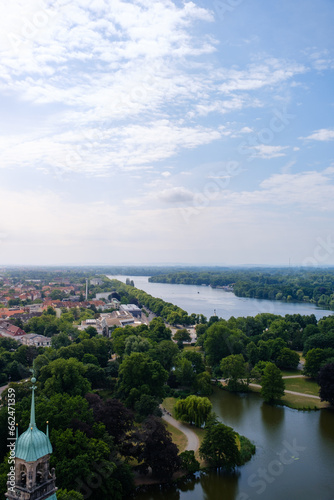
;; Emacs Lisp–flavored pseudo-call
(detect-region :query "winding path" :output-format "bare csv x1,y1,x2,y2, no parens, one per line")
161,410,200,452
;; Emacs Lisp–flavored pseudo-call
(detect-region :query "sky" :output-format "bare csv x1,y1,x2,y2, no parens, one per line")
0,0,333,267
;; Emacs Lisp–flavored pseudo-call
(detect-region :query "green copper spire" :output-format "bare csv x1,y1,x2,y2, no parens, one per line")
29,364,37,427
15,364,53,462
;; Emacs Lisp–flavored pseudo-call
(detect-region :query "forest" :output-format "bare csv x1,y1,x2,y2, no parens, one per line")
148,268,334,309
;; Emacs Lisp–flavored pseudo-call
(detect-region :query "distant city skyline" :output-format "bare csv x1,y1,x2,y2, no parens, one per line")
0,0,333,266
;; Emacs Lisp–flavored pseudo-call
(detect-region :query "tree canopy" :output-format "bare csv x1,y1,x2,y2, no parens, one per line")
261,362,285,403
199,422,241,469
174,395,212,427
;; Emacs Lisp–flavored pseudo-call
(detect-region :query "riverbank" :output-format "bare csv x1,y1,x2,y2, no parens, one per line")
107,275,333,321
216,374,329,410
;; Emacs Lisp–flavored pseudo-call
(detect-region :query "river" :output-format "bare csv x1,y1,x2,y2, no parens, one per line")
107,275,333,321
107,275,334,500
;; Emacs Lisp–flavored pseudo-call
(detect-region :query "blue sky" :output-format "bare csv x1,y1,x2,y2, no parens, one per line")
0,0,333,266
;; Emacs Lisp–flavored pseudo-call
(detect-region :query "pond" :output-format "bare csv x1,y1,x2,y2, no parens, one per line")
135,387,334,500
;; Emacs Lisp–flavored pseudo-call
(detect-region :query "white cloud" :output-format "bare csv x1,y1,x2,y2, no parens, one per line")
0,2,313,180
303,128,334,141
0,121,222,174
250,145,288,159
218,59,306,93
221,167,334,212
159,186,195,203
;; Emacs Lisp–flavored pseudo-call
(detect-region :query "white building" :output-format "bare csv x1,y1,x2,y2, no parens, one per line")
20,334,52,347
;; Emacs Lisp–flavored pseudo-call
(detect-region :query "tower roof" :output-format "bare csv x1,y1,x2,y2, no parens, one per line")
15,371,53,462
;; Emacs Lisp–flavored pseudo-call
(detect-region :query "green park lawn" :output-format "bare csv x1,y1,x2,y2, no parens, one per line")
281,392,327,410
164,421,188,452
280,369,303,377
283,376,320,396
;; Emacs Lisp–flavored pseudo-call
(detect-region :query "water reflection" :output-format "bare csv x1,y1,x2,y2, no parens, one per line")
135,483,180,500
260,403,285,434
201,470,239,500
213,389,246,426
319,408,334,456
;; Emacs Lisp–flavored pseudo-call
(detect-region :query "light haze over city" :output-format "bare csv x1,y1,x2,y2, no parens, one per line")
0,0,333,266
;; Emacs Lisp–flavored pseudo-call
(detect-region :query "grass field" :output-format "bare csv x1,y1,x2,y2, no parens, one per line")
281,392,327,410
163,396,177,417
164,421,188,452
283,377,320,396
280,369,302,377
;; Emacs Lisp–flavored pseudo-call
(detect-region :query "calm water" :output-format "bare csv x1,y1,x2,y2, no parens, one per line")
135,388,334,500
108,275,334,500
108,275,333,321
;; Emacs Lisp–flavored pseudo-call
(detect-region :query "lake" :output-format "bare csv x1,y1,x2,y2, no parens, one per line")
107,275,333,321
135,387,334,500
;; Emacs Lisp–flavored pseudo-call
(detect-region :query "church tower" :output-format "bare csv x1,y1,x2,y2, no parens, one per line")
5,372,57,500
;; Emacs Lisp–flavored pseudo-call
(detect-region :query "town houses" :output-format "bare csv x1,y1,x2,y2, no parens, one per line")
0,272,146,344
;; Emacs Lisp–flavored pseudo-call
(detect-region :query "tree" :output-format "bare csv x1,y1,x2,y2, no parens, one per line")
50,289,65,300
57,489,84,500
151,340,179,371
50,428,110,490
85,394,134,445
51,332,72,349
199,422,240,469
173,329,191,342
124,335,151,356
203,323,235,367
304,347,334,378
246,341,260,366
28,393,93,433
39,357,91,397
147,317,172,342
179,450,200,473
220,354,247,391
318,362,334,405
117,353,168,407
261,362,285,403
195,371,213,396
182,350,205,374
50,428,134,499
304,348,325,378
84,364,107,389
139,416,180,480
13,345,38,366
134,394,162,420
174,357,196,387
85,326,98,338
174,395,212,427
275,348,300,370
6,361,30,381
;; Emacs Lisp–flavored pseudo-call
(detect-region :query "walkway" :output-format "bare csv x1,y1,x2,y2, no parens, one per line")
161,410,200,452
249,383,320,400
0,384,8,397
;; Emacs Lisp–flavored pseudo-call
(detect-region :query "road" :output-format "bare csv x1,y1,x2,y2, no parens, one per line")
161,410,200,452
